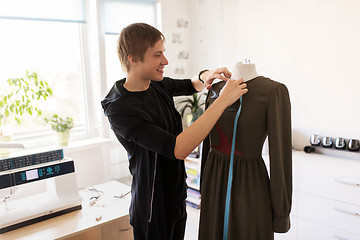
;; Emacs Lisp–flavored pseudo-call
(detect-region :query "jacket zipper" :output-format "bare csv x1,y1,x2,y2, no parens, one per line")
148,153,158,222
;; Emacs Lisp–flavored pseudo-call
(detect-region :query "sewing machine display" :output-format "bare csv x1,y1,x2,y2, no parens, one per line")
0,149,82,234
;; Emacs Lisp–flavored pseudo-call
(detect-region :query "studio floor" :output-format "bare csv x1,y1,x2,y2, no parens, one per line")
184,205,200,240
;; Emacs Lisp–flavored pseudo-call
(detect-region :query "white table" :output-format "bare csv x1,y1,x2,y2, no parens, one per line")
0,181,133,240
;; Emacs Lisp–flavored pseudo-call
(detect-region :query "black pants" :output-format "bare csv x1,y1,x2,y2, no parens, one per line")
133,201,187,240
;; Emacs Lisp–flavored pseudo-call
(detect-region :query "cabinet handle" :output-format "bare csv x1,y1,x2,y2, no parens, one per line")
334,179,360,187
333,234,350,240
334,207,360,216
119,227,132,232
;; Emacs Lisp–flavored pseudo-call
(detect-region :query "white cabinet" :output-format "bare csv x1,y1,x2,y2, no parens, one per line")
296,152,360,206
297,218,360,240
185,156,201,191
288,151,360,240
185,156,201,208
298,193,360,234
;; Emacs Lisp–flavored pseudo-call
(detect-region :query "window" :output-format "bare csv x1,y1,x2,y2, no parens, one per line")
0,19,87,138
102,0,158,91
0,0,159,146
0,0,92,144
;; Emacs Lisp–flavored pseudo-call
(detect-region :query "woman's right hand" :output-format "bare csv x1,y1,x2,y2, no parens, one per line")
218,78,248,107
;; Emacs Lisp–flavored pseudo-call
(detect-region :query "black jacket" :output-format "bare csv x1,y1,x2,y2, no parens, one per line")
101,77,197,232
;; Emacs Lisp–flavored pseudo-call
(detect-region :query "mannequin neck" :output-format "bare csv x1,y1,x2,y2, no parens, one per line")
231,62,259,82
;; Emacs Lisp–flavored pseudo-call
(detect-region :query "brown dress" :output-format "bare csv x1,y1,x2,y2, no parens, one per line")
198,76,292,240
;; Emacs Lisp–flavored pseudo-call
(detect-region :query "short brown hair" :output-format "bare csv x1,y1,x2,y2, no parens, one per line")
117,23,165,72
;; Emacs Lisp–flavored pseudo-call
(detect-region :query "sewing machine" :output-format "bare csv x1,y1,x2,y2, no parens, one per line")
0,149,82,234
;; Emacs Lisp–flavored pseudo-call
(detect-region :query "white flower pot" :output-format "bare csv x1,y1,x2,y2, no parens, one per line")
186,114,194,126
57,130,71,146
0,134,13,157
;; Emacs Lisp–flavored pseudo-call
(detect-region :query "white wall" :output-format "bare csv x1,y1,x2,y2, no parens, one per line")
61,0,360,188
192,0,360,149
160,0,194,77
190,0,223,72
64,143,112,188
58,138,129,188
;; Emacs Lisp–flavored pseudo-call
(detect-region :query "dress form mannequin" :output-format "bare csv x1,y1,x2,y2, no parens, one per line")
230,61,259,82
199,69,292,240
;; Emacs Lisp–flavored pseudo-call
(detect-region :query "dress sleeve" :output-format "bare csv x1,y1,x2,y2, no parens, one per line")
267,83,292,233
108,113,177,159
200,90,211,193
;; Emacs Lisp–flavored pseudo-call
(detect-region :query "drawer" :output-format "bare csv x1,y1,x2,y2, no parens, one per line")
298,218,360,240
296,154,360,206
298,193,360,235
63,227,100,240
100,215,133,240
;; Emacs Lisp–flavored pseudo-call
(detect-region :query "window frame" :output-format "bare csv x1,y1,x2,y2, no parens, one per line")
0,0,105,148
1,0,161,148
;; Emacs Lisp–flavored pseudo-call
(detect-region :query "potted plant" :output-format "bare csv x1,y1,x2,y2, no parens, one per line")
0,71,52,156
44,114,74,146
177,93,205,126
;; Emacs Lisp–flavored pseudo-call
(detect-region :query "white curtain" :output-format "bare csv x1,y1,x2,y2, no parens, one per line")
0,0,85,22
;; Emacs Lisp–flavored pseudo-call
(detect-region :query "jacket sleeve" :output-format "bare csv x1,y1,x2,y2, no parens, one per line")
267,83,292,233
108,112,177,160
163,77,197,97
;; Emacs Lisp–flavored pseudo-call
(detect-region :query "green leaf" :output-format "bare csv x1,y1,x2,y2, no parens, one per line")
1,71,53,130
176,93,205,119
15,117,20,125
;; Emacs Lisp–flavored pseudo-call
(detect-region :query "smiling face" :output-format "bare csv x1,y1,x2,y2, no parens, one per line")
135,39,168,82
